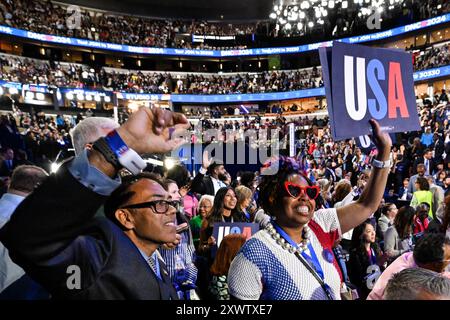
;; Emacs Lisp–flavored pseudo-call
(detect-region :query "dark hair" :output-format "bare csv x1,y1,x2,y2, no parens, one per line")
163,178,177,190
257,156,312,215
414,233,450,265
210,234,246,276
9,165,48,193
415,177,430,191
240,171,256,189
382,203,395,216
207,161,224,175
350,220,382,257
207,187,244,224
417,202,430,213
165,164,190,188
394,206,416,239
350,219,382,272
104,172,165,229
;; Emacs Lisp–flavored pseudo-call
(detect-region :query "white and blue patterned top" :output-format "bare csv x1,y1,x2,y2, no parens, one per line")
228,208,342,300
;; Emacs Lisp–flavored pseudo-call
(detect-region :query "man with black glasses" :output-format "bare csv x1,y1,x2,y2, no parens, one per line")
0,107,190,299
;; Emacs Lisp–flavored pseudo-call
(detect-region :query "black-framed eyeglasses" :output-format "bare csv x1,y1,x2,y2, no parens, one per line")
121,200,181,214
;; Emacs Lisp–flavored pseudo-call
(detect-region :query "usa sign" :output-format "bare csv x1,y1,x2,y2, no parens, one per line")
212,222,259,256
320,41,420,140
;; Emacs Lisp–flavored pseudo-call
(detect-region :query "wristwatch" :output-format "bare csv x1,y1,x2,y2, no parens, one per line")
371,158,392,169
92,130,146,175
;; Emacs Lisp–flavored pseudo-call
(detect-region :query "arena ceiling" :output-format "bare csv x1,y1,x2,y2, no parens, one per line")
56,0,272,21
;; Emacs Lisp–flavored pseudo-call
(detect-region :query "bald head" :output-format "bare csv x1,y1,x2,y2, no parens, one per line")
9,165,48,195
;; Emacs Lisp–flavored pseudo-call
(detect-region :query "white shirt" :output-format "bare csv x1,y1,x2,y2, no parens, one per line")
0,193,26,292
211,176,226,195
424,158,430,175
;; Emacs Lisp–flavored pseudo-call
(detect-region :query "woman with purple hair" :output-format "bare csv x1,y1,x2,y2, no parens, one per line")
228,120,392,300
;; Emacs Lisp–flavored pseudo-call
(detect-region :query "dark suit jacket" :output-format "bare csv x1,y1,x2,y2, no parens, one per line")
396,186,413,201
0,160,16,177
413,157,436,175
190,171,215,196
434,139,445,161
0,165,178,300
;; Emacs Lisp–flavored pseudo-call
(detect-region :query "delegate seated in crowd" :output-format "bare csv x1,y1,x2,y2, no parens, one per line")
0,107,190,299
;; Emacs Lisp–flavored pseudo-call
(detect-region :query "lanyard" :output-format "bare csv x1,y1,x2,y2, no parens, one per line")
367,248,377,265
244,209,251,221
272,222,333,298
152,253,162,281
302,243,325,281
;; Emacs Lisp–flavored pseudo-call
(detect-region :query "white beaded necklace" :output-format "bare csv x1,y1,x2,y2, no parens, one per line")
266,222,312,254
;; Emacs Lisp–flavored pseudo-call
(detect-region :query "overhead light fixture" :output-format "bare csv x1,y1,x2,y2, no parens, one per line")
25,91,35,100
9,87,18,95
164,158,177,170
269,0,393,34
51,162,61,173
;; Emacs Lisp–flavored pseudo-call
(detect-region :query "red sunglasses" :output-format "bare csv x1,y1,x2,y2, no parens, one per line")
284,181,320,200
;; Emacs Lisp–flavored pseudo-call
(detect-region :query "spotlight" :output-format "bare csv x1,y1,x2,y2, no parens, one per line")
25,91,35,100
164,158,177,170
104,96,111,103
36,92,45,101
66,92,74,100
51,162,61,173
76,93,84,101
9,87,18,95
